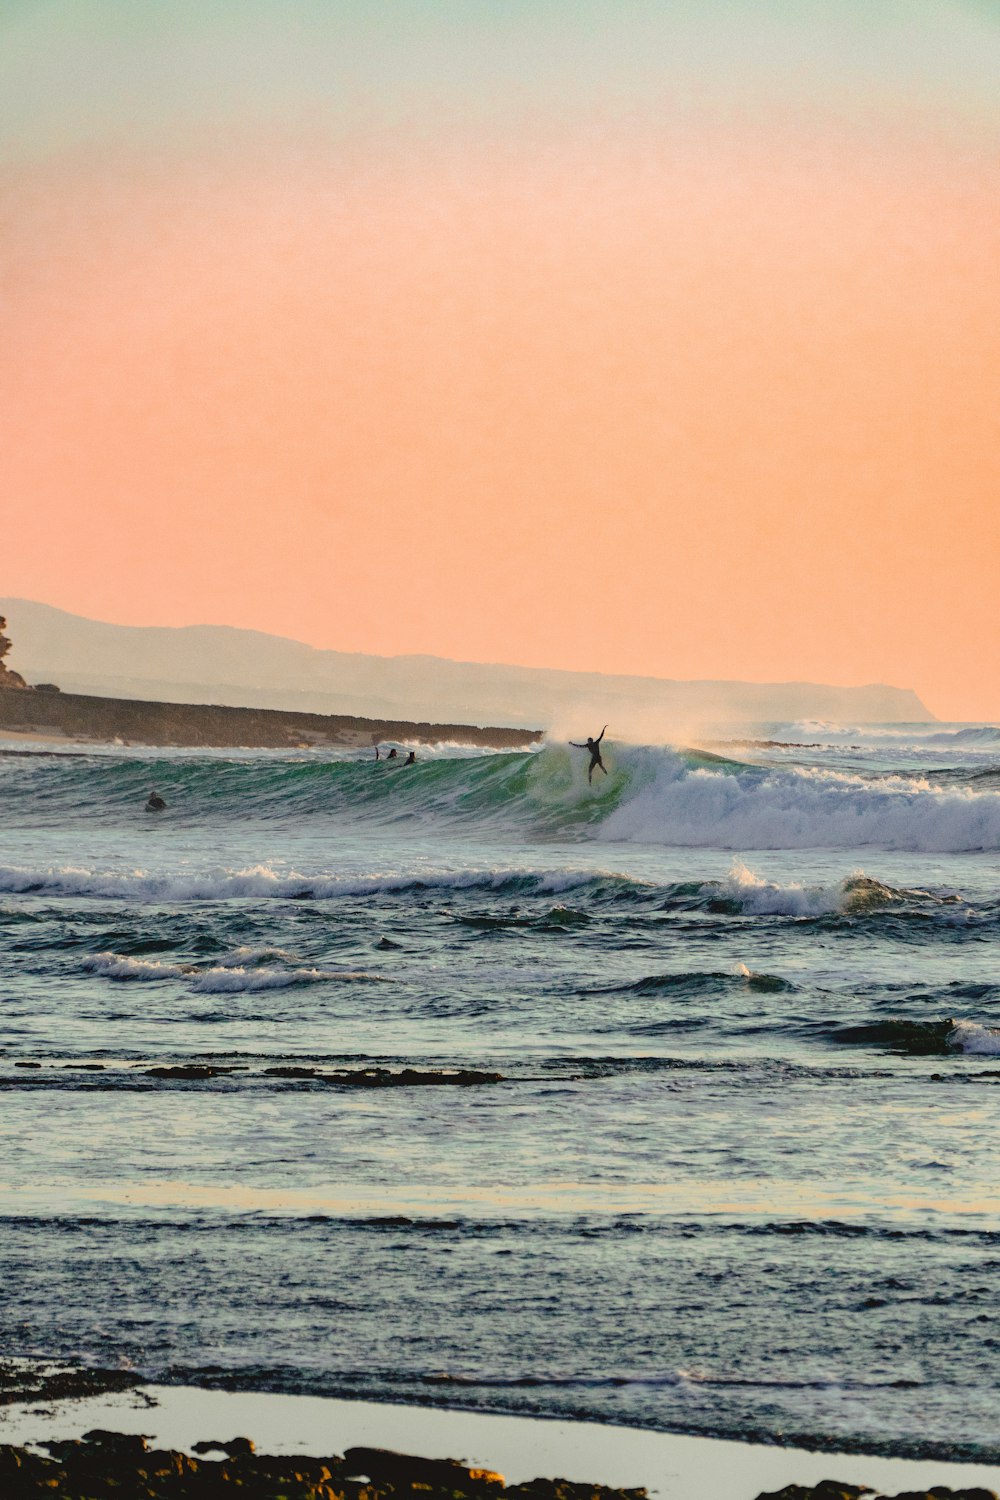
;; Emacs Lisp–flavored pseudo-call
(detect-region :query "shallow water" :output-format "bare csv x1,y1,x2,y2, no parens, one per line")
1,726,999,1460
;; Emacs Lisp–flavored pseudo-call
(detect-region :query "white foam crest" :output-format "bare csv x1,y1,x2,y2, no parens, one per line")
188,965,383,992
82,953,191,982
600,749,1000,852
948,1020,1000,1055
82,951,383,991
216,946,296,967
716,863,843,916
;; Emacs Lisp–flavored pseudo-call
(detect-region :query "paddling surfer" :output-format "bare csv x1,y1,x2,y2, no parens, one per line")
570,726,608,783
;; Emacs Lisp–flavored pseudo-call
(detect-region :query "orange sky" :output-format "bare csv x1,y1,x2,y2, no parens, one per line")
4,7,1000,719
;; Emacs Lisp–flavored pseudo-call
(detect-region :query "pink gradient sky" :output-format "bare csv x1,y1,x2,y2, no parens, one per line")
3,3,999,719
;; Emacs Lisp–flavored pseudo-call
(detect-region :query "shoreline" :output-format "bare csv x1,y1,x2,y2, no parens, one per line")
1,1382,998,1498
0,686,542,752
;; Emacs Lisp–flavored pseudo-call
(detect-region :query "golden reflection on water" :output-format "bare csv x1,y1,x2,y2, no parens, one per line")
5,1178,999,1218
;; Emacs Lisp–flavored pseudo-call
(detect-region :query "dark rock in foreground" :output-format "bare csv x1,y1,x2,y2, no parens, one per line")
0,1429,995,1499
0,1431,650,1499
755,1484,997,1500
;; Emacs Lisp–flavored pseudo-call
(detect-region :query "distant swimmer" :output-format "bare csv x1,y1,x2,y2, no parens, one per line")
570,726,608,784
404,750,417,765
386,747,399,761
146,790,166,812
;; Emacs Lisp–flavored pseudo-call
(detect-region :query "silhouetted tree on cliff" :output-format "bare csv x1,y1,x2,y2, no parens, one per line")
0,615,29,688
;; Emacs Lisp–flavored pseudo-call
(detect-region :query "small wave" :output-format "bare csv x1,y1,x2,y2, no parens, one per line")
82,952,384,991
0,862,648,905
826,1017,1000,1057
216,946,296,967
82,953,194,982
700,862,944,919
827,1018,958,1055
590,965,794,999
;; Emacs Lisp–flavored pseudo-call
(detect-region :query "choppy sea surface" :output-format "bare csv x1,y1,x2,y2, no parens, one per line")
1,724,999,1461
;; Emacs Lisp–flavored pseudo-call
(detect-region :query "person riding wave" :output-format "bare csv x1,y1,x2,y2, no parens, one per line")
570,726,608,784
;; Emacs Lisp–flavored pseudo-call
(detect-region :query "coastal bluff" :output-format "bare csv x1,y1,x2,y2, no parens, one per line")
0,686,541,752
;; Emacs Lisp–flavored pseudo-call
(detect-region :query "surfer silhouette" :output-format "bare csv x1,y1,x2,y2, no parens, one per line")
404,750,417,765
570,726,608,784
145,790,166,812
386,748,398,760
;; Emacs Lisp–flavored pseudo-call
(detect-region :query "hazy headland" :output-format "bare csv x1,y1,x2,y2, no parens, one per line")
1,600,933,744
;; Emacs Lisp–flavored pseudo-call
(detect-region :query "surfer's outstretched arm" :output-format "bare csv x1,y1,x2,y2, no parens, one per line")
569,741,586,749
596,725,607,744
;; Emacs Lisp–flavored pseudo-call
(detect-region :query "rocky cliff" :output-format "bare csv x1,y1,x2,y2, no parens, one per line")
0,685,540,752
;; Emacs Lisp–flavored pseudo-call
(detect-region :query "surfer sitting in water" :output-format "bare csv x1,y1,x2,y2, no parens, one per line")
146,790,166,812
570,726,608,784
404,750,416,765
386,747,399,760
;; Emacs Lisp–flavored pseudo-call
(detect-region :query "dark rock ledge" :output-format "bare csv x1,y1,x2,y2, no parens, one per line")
0,1431,995,1500
757,1485,997,1500
0,1431,647,1499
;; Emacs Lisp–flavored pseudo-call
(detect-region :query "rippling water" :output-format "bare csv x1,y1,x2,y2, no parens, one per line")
1,725,999,1460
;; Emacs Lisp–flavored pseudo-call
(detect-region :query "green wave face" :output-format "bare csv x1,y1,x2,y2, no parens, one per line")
0,743,678,839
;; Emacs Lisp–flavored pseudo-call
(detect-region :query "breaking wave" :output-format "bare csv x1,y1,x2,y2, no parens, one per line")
0,863,640,904
948,1019,1000,1056
5,740,1000,852
0,859,983,931
821,1017,1000,1056
596,748,1000,852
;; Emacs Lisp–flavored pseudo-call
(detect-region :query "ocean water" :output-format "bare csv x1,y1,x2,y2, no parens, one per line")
1,725,999,1462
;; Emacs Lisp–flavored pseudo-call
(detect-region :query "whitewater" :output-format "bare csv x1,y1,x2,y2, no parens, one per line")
1,722,999,1463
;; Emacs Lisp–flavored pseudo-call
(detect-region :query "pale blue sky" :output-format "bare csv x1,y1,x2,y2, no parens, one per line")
2,0,998,161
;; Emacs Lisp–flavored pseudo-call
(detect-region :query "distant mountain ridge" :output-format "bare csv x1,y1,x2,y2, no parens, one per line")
0,599,935,730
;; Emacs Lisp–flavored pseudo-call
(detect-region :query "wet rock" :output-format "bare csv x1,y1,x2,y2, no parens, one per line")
889,1490,999,1500
753,1485,873,1499
344,1445,505,1491
507,1483,647,1500
81,1427,152,1456
754,1487,998,1500
145,1064,232,1079
0,1358,142,1406
192,1435,257,1457
264,1065,319,1078
324,1067,504,1088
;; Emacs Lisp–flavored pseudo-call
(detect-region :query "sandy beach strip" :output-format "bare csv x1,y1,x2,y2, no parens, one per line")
1,1384,998,1499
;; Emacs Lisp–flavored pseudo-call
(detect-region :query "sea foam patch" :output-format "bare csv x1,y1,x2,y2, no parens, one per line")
948,1019,1000,1055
